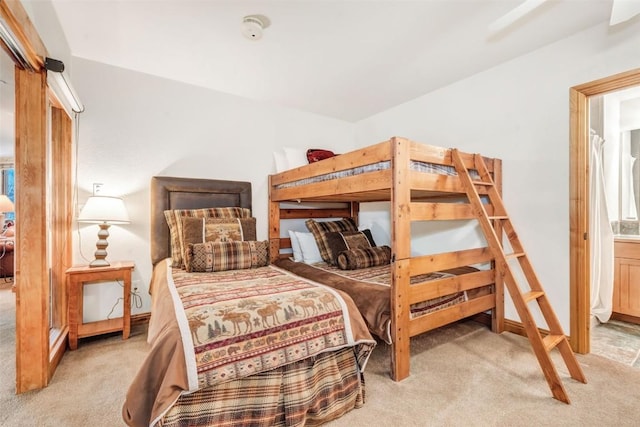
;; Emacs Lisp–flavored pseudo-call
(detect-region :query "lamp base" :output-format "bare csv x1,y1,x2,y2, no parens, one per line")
89,223,111,268
89,259,110,268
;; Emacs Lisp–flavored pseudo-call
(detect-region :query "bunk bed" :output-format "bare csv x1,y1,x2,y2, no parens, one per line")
122,177,376,427
269,137,505,382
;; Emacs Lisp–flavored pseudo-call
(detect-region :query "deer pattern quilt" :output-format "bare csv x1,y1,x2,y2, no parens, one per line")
166,261,375,391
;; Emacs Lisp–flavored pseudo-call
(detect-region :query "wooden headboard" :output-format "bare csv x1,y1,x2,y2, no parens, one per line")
150,176,252,265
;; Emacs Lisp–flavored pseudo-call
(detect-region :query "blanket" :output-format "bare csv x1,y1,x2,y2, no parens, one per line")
275,259,489,344
123,260,375,427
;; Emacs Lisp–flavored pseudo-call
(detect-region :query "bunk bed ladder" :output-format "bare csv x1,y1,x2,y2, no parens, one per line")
450,149,587,404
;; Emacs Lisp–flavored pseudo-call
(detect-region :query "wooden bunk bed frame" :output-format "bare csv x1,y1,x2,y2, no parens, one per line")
268,137,505,382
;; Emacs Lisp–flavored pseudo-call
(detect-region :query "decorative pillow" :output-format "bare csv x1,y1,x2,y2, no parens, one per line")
181,217,257,263
294,231,323,264
165,207,252,268
325,229,376,265
182,217,256,243
305,218,358,263
336,246,392,270
185,240,269,272
306,148,336,163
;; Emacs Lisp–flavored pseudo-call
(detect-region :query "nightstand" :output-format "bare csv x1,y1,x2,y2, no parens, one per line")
66,261,135,350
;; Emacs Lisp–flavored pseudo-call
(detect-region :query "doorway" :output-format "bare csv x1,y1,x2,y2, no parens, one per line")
570,67,640,354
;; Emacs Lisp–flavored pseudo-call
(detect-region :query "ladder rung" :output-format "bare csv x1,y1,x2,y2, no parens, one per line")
523,290,545,303
542,334,566,352
505,252,525,260
450,148,586,403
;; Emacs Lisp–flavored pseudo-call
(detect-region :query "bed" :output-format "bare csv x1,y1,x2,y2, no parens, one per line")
268,137,505,382
122,177,376,427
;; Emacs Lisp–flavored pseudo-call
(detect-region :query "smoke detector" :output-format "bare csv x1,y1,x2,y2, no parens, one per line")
242,15,270,40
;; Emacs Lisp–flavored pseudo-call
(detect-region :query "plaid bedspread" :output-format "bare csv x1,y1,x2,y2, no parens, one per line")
168,263,375,391
123,260,374,427
159,346,364,427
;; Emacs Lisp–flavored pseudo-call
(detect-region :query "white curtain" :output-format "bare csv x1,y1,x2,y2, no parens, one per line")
590,132,614,323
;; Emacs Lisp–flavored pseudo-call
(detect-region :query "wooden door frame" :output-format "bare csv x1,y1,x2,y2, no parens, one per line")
569,68,640,354
2,0,73,392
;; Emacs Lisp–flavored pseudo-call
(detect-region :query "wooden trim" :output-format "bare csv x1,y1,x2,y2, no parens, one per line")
610,311,640,325
48,326,68,379
504,318,550,339
569,87,590,354
131,312,151,326
14,68,48,393
0,0,47,70
569,68,640,355
49,106,72,377
2,0,75,394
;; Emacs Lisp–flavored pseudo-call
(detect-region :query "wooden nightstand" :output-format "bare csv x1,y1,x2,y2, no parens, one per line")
66,261,135,350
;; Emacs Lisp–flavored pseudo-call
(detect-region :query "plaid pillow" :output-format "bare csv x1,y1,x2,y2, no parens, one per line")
336,245,392,270
325,229,376,265
185,240,269,272
164,207,251,268
305,218,358,263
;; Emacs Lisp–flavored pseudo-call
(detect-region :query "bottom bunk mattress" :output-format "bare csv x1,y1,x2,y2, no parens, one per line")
123,260,376,427
274,259,492,343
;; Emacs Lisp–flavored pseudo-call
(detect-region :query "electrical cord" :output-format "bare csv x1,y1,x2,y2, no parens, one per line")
106,278,143,320
72,112,92,265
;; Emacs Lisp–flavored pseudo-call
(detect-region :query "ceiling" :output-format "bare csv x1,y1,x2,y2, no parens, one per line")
49,0,633,122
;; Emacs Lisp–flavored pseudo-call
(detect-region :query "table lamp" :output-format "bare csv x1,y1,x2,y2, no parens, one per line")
0,195,14,228
77,195,130,267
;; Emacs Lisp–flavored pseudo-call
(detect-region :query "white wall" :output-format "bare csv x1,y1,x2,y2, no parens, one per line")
71,58,355,321
28,2,640,328
355,21,640,331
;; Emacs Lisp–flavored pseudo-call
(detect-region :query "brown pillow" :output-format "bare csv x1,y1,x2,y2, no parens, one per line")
185,240,269,272
181,217,256,246
336,246,392,270
325,229,376,265
305,218,358,263
181,217,256,269
164,207,252,268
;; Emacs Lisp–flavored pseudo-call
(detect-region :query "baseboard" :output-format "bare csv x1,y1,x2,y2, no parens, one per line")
131,312,151,326
611,312,640,325
503,318,551,338
470,312,492,326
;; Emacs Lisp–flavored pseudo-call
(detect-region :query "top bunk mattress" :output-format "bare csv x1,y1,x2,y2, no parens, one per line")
269,138,493,203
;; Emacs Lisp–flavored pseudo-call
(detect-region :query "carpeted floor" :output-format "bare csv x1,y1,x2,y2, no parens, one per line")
2,285,640,426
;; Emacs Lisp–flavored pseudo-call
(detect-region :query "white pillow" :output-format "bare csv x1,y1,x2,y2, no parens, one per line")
273,150,288,173
288,230,303,262
283,147,308,169
294,231,323,264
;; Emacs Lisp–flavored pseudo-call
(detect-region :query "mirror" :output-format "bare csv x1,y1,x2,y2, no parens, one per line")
620,129,640,223
604,87,640,236
0,48,14,227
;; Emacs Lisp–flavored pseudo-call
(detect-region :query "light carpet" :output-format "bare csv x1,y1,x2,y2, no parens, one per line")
1,285,639,426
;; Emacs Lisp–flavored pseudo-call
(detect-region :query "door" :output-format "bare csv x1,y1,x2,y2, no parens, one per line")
570,68,640,354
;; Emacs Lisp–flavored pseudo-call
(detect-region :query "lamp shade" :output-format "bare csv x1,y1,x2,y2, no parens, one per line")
0,195,14,213
77,196,130,224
